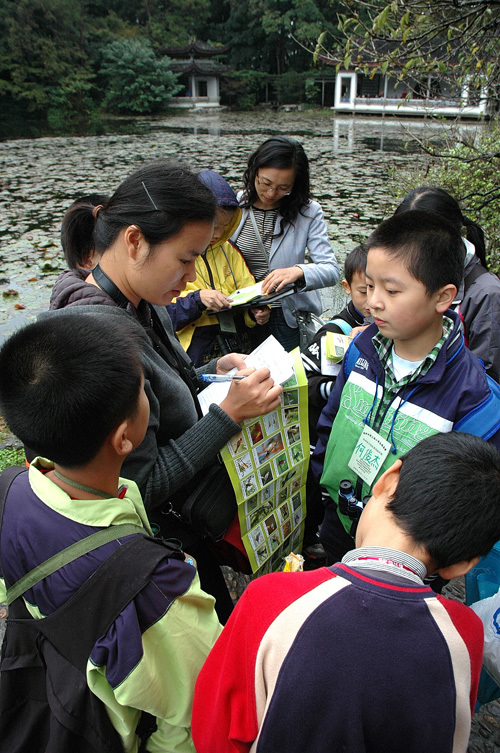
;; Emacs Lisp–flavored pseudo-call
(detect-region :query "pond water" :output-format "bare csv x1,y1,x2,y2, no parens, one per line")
0,110,484,341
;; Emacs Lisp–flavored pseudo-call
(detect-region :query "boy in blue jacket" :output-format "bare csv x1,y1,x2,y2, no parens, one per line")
312,210,500,565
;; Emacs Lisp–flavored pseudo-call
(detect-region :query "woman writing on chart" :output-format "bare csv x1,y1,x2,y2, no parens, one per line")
231,136,340,350
48,162,282,621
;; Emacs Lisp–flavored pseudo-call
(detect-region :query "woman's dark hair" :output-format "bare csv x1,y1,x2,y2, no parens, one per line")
394,186,488,270
61,194,109,269
242,136,311,234
61,162,216,260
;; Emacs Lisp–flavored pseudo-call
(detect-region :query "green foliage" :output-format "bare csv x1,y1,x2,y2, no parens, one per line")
0,0,92,114
304,76,320,103
0,447,25,473
273,71,306,103
99,39,180,114
220,70,268,109
323,1,500,101
0,0,343,125
387,120,500,274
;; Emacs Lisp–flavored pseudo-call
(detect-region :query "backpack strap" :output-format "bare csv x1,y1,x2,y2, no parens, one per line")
0,465,27,527
5,522,146,605
343,341,361,382
9,535,185,671
463,261,489,296
329,317,353,336
453,373,500,440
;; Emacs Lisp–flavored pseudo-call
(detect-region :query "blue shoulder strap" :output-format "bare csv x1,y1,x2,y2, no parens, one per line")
328,317,353,336
343,341,361,382
454,374,500,440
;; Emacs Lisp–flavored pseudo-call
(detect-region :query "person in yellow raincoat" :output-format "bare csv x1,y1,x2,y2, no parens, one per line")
171,170,270,365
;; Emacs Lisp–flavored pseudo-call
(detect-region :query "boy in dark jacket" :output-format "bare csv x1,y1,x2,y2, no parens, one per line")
301,244,371,447
312,211,500,565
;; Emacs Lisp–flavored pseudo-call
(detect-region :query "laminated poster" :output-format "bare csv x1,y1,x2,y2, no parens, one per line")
220,350,309,575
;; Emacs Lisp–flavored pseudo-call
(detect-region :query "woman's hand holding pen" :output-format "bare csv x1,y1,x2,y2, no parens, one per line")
220,367,282,424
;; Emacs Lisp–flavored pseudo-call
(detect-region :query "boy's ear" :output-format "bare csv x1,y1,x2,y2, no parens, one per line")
435,284,457,313
371,458,403,499
437,556,480,581
123,225,145,261
110,420,134,458
341,279,351,295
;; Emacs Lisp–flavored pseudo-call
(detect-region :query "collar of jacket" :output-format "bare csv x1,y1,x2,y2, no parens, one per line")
352,308,464,386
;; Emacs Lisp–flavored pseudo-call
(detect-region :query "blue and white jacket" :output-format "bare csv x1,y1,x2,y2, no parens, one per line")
312,310,500,538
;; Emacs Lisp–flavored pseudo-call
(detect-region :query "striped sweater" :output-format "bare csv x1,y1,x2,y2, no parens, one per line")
192,555,483,753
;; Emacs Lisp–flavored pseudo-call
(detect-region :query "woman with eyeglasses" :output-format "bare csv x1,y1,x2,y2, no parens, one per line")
231,136,340,350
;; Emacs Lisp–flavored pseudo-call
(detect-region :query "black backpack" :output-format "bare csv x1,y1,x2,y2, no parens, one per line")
0,466,184,753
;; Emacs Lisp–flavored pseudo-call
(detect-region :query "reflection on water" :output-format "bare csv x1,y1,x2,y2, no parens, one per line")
0,111,485,340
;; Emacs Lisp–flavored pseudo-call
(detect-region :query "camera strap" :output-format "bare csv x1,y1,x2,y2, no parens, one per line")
92,264,130,309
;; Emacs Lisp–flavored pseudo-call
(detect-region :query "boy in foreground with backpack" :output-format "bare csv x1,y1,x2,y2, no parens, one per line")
0,313,221,753
312,210,500,566
192,431,500,753
301,244,371,447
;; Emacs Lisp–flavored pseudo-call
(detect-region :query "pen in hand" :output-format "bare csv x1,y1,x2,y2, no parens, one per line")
201,374,248,383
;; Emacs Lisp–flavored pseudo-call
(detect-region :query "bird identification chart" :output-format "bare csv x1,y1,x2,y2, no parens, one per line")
222,349,308,574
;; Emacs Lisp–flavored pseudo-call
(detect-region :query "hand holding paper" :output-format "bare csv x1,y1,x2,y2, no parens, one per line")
220,368,282,424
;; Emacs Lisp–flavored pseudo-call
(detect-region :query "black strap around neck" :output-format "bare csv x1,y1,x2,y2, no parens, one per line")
93,264,130,309
201,253,216,290
147,306,203,419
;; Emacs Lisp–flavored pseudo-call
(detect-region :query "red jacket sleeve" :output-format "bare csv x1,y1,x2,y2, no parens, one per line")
192,570,331,753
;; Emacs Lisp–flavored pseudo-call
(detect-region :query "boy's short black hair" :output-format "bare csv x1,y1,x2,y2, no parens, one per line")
387,432,500,569
0,313,144,468
366,210,464,294
344,244,368,285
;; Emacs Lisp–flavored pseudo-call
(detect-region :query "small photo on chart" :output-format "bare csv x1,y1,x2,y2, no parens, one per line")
286,424,301,445
263,411,279,434
278,501,291,524
289,444,304,464
234,453,253,478
262,482,274,502
241,474,258,498
282,389,299,407
274,452,289,476
228,432,248,456
249,523,265,549
283,407,299,425
248,420,264,445
259,463,273,487
293,507,303,528
264,513,278,536
291,491,302,511
254,433,284,465
278,486,288,504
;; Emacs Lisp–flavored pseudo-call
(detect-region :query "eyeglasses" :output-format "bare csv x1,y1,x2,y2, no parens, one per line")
255,174,292,197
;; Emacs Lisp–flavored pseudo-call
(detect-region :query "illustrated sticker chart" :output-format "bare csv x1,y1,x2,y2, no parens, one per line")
222,351,309,574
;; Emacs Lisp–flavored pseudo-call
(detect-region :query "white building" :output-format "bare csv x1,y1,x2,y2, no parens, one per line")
333,69,489,119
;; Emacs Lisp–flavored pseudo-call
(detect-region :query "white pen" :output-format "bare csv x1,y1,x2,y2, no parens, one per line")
200,374,248,383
